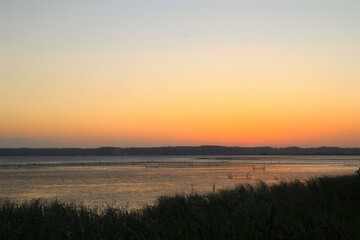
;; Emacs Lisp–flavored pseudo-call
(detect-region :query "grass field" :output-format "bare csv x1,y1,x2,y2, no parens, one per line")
1,170,359,240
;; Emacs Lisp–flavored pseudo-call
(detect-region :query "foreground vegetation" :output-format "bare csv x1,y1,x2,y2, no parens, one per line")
1,172,360,240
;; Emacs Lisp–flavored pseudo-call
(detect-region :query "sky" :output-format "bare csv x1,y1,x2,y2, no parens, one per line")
0,0,359,148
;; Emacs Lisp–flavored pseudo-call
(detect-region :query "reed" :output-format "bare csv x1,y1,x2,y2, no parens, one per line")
1,173,359,240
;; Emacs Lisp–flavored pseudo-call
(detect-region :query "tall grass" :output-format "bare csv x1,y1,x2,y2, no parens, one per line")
1,174,360,240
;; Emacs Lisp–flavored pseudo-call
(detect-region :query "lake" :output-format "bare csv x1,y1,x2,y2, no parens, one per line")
0,155,359,208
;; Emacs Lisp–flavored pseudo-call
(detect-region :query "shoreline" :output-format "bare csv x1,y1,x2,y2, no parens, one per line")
1,172,359,239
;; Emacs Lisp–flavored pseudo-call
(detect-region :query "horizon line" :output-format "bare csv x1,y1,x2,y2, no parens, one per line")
1,145,360,149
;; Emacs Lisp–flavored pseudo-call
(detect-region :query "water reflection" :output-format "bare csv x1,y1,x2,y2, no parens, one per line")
0,156,359,208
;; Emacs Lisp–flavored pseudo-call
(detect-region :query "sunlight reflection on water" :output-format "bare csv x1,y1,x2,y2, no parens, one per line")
0,156,359,208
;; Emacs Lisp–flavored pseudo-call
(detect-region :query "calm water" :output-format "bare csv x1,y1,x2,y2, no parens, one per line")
0,155,359,208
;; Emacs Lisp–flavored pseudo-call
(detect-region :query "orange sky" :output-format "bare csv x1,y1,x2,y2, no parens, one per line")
1,1,359,147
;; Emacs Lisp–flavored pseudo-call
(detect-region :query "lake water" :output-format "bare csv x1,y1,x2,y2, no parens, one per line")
0,155,359,208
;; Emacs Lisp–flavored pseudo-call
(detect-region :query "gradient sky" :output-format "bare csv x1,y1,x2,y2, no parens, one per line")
1,0,359,147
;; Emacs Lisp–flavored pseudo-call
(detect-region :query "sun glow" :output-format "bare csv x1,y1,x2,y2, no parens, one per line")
1,1,359,147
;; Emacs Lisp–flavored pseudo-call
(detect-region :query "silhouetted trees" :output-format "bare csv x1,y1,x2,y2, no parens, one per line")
1,146,360,156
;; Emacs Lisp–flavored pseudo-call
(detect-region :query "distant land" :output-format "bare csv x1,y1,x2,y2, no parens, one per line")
1,146,360,156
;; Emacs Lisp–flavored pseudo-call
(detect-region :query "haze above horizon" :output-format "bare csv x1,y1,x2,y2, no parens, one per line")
1,0,359,148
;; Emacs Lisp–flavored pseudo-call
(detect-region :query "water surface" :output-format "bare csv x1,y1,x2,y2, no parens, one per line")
0,155,359,208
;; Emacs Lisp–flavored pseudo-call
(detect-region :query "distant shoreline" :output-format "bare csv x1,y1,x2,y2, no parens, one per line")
1,146,360,156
